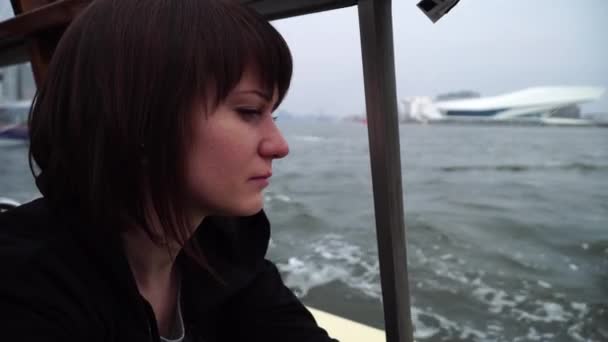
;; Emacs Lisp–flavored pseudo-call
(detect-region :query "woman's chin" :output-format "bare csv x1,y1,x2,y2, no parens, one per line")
222,197,264,217
193,194,264,217
238,200,264,216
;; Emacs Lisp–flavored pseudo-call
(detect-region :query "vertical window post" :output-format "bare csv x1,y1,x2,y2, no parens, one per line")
358,1,414,341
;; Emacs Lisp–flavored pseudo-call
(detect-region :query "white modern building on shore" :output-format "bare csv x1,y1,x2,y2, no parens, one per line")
403,86,606,124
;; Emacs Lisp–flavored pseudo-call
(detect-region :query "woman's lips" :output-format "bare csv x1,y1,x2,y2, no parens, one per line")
249,174,271,187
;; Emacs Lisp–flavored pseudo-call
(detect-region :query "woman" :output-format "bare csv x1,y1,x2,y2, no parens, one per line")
0,0,337,341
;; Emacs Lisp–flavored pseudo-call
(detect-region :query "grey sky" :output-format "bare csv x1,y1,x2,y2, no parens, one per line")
0,2,13,21
1,1,606,116
272,0,608,116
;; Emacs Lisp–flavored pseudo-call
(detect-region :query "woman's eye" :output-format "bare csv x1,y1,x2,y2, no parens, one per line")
237,108,263,120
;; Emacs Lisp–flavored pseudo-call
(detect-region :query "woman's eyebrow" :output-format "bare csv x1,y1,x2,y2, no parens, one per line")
233,90,272,102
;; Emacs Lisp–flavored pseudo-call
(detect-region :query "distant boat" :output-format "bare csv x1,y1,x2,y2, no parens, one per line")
0,123,28,138
0,101,30,144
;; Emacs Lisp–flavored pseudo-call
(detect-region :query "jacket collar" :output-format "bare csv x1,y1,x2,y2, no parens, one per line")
18,198,272,336
179,213,271,323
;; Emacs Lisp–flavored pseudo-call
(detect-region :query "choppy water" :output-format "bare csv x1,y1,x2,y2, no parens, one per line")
1,122,607,341
266,122,608,341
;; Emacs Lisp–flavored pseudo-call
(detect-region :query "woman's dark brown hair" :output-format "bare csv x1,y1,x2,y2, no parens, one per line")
28,0,292,266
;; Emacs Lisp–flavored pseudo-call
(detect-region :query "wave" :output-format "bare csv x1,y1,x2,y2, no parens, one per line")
276,234,381,299
568,240,608,260
264,192,292,203
411,307,488,340
276,234,603,341
410,245,602,341
439,162,608,173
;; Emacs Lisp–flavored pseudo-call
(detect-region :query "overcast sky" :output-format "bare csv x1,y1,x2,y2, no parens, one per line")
1,1,606,117
272,0,608,116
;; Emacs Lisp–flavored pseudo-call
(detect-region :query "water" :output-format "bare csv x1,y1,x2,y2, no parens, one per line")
1,122,607,341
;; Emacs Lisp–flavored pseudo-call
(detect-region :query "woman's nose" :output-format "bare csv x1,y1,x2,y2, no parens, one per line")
259,123,289,159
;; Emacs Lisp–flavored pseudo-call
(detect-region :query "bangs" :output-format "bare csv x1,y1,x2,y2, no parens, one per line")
186,2,293,110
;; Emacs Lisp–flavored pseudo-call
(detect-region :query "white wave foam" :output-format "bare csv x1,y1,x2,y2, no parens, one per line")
570,302,588,318
312,237,362,264
412,307,487,340
414,245,594,338
439,253,454,260
275,194,291,202
521,327,556,341
472,286,523,314
567,322,588,342
413,325,439,339
264,193,292,203
513,301,570,323
487,324,503,332
469,280,592,341
278,257,349,297
276,234,381,299
279,236,596,341
536,280,552,289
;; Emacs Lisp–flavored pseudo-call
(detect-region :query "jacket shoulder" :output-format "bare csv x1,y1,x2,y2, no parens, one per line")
0,198,69,263
0,199,104,340
199,211,271,269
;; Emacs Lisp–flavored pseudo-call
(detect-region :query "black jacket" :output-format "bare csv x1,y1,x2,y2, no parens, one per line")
0,198,337,341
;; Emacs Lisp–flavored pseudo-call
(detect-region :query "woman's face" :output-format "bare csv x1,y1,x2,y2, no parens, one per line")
185,69,289,218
